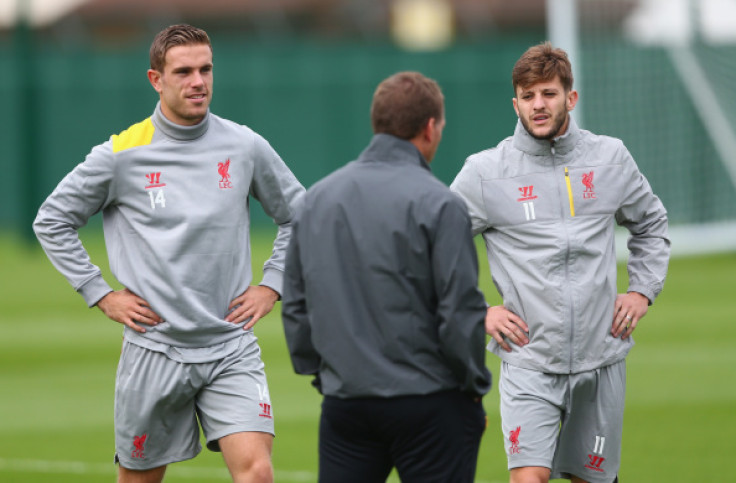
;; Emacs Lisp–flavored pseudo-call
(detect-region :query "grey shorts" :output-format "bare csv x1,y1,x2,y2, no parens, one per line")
499,360,625,483
114,335,274,470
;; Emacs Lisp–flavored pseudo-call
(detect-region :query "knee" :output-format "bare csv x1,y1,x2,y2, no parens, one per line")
250,458,273,482
231,457,273,483
509,466,550,483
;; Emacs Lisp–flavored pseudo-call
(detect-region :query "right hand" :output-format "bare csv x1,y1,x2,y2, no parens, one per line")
485,305,529,353
96,288,162,333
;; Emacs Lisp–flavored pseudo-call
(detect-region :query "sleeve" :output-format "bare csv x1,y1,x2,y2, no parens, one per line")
614,144,670,303
250,133,306,295
33,142,116,307
450,155,491,236
431,195,492,396
281,209,323,387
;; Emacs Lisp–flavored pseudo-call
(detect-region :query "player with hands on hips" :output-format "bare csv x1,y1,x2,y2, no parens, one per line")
34,24,304,483
451,42,669,483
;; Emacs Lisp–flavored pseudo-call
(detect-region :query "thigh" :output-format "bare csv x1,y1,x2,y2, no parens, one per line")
318,397,393,483
115,341,201,470
553,360,626,483
197,335,275,452
499,362,566,471
391,391,487,483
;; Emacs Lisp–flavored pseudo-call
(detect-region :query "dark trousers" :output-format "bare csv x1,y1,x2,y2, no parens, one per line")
318,390,487,483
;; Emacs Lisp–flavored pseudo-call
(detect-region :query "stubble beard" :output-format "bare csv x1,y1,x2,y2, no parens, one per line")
521,108,569,141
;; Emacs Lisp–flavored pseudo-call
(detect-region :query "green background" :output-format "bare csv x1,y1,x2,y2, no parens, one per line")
3,37,736,236
1,228,734,482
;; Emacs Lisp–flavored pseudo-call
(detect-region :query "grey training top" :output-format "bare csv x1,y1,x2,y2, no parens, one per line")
282,134,491,398
34,103,305,361
451,118,670,374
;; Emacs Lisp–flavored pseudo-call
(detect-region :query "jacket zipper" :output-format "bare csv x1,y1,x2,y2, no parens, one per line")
564,167,575,217
553,145,576,373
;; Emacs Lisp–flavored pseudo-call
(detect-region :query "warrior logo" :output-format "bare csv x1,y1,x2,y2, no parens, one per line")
582,171,596,199
585,435,606,472
259,403,273,419
131,434,147,459
586,455,605,472
517,185,538,201
218,159,233,189
145,172,166,189
509,426,521,455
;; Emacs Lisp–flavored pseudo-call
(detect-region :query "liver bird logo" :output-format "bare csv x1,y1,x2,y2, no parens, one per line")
218,159,231,183
509,426,521,454
132,434,147,459
582,171,594,192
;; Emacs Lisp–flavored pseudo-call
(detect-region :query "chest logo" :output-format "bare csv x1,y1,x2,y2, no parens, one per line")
517,185,537,221
145,172,166,210
517,185,538,201
145,172,166,189
582,171,596,199
218,159,233,189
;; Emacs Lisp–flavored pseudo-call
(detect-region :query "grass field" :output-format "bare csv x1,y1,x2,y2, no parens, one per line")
1,226,734,482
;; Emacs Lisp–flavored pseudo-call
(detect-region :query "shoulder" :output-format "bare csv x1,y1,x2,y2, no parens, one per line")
111,117,155,153
209,113,283,158
208,113,257,139
455,140,510,184
468,136,514,167
579,129,627,154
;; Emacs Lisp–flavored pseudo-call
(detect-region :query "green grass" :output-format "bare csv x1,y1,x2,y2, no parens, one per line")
1,227,734,482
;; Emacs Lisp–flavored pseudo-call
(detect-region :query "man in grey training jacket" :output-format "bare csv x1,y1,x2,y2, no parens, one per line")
33,24,304,482
451,42,670,483
282,71,491,482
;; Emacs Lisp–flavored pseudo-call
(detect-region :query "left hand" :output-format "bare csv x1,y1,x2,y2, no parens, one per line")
612,291,649,339
225,285,280,330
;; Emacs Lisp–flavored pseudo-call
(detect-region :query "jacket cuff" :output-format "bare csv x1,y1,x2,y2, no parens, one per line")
78,275,114,308
260,268,283,298
627,285,654,305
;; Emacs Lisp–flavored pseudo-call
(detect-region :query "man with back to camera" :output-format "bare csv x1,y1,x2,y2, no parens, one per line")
451,42,670,483
281,71,492,482
33,24,305,482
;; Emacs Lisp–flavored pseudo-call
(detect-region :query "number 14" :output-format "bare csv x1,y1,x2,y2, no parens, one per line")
148,189,166,209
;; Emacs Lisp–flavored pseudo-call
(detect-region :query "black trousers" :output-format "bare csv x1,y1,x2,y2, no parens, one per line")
318,390,487,483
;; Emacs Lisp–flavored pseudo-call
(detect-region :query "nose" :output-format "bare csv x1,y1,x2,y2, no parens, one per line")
190,72,205,88
532,93,545,109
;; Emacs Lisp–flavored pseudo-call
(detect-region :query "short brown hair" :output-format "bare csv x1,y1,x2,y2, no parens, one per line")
149,24,212,72
512,41,573,93
370,72,444,140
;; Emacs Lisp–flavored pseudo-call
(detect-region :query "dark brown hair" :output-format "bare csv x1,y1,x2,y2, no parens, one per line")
512,41,573,93
149,24,212,72
370,71,444,140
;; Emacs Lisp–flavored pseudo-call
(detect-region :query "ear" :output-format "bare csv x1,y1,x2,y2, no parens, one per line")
512,97,520,117
148,69,163,93
424,117,437,142
567,89,579,111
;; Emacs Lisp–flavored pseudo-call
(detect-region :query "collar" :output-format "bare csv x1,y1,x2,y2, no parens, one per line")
512,116,581,156
151,101,210,141
358,133,431,172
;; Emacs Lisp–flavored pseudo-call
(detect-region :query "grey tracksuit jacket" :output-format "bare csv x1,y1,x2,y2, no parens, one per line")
34,103,304,358
451,118,670,374
282,134,492,398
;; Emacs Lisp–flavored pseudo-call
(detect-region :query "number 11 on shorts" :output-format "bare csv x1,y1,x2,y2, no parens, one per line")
594,435,605,454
